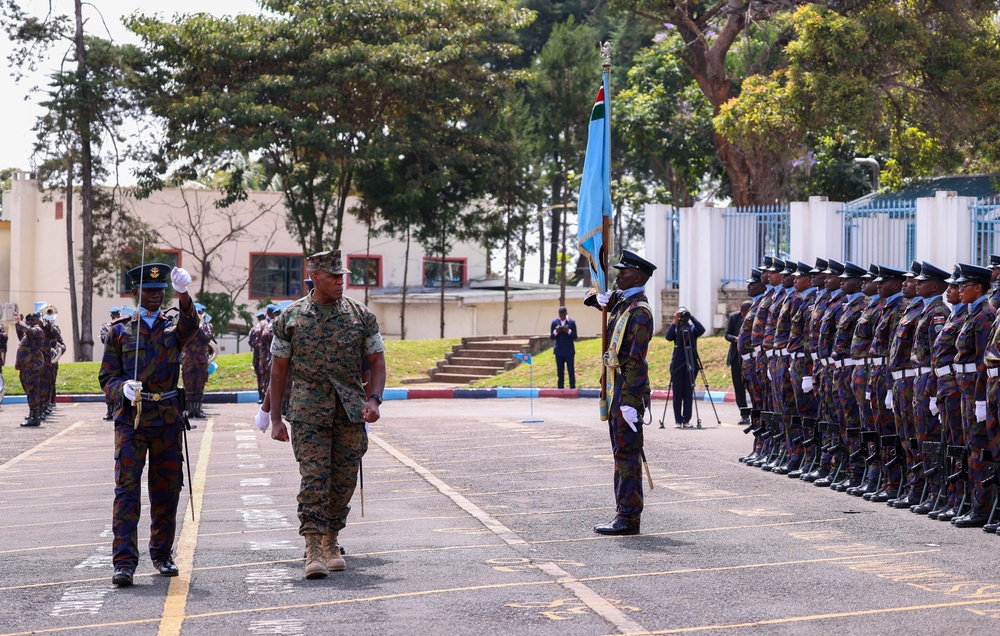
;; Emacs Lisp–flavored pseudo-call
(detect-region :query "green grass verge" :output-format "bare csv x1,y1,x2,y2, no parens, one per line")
0,336,737,394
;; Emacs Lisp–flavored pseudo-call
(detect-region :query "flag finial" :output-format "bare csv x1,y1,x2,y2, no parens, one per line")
600,41,611,67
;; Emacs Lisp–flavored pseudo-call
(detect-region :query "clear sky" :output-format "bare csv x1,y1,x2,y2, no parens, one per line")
1,0,260,174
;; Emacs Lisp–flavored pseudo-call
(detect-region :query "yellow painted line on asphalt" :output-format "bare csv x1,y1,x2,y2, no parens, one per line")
157,419,214,636
0,421,87,472
370,432,649,635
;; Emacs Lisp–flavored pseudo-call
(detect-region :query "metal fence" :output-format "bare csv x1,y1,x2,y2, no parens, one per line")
971,196,1000,267
721,204,790,286
665,208,680,287
840,198,916,269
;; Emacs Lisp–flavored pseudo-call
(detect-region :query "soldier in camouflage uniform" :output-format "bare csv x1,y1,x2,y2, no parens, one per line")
950,264,996,528
886,262,925,509
988,255,1000,311
248,310,267,403
845,265,884,497
586,251,655,536
15,313,46,426
812,261,847,486
0,323,6,367
100,308,122,420
748,258,784,467
770,261,813,474
181,305,215,418
99,263,198,586
738,268,768,463
799,259,832,481
269,250,386,578
42,315,66,418
761,261,795,471
908,263,951,514
930,271,967,520
786,260,824,479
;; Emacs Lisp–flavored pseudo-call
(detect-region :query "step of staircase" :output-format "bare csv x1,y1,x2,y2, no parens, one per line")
429,372,495,384
427,335,537,385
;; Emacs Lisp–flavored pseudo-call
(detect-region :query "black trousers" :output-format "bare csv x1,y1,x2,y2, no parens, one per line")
671,366,694,424
730,360,747,409
555,354,575,389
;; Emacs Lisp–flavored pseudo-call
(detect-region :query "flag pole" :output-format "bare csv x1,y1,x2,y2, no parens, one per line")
599,45,612,421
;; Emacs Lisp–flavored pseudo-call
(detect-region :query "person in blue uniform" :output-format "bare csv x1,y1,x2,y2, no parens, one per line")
550,306,578,389
99,263,198,587
665,307,706,428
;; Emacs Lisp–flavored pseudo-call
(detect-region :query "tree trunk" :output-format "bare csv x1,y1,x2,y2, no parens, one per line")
75,0,94,361
518,218,527,282
399,226,410,340
438,242,446,340
64,161,81,359
548,179,560,285
363,210,372,306
537,203,545,284
503,205,511,335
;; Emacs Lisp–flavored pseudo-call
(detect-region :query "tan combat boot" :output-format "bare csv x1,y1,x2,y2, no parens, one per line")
322,532,346,571
304,533,329,579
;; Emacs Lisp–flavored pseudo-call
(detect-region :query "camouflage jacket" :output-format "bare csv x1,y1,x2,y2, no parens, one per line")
817,290,846,359
270,291,385,424
785,288,818,355
955,296,996,400
606,292,653,412
833,293,867,359
888,298,926,371
911,296,948,367
762,287,792,351
750,287,779,350
850,295,884,359
806,289,831,358
15,321,45,370
932,304,967,369
737,293,765,357
99,304,200,426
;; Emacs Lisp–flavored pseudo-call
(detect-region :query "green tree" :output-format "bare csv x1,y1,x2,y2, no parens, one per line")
128,0,532,257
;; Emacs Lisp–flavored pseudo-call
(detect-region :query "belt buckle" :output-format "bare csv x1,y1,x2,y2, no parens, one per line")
149,393,162,402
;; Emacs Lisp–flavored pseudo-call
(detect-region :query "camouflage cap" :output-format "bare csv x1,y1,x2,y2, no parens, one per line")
306,250,351,275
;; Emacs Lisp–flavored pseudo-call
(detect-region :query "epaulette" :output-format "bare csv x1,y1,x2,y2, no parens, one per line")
110,314,132,326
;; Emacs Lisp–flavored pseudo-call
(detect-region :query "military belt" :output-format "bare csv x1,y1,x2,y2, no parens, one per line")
891,369,919,380
139,390,178,402
843,359,862,367
810,353,819,361
869,357,885,367
953,363,978,374
790,352,806,359
765,349,776,358
934,365,953,377
753,345,763,354
989,368,1000,379
916,366,933,376
741,353,752,362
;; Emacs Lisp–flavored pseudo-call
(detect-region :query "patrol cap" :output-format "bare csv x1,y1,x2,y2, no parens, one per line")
792,261,813,277
612,250,657,277
809,258,829,274
840,261,867,278
780,259,796,275
945,265,961,284
256,310,266,318
862,263,878,279
954,263,992,288
904,260,922,278
769,258,786,273
746,268,763,284
990,254,1000,267
916,262,949,282
306,250,351,275
761,255,774,271
127,263,171,289
110,306,120,315
823,259,845,275
266,303,279,312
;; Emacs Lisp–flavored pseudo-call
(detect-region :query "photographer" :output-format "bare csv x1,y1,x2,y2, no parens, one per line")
665,308,706,428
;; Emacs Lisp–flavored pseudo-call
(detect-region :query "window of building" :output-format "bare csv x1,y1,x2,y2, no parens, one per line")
250,253,305,299
347,255,382,288
55,201,63,220
422,257,466,288
118,250,180,295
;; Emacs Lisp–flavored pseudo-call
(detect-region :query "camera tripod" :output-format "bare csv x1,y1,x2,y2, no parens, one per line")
658,320,722,429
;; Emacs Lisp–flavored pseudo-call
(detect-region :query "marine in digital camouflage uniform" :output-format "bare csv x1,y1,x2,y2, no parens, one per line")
15,313,46,426
586,250,655,537
908,263,951,514
269,250,386,579
100,263,199,586
950,264,996,528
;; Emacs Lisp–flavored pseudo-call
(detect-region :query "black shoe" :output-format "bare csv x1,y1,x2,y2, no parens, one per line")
801,469,825,482
869,488,896,503
983,521,1000,533
891,492,921,509
833,477,858,492
593,518,640,536
112,566,135,586
738,417,750,425
935,506,958,522
787,468,805,479
952,512,990,528
193,410,207,419
152,557,179,577
814,475,836,488
20,417,41,427
911,500,936,515
849,481,876,497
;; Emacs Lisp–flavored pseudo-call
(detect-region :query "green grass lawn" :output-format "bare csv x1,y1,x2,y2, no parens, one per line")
0,336,737,394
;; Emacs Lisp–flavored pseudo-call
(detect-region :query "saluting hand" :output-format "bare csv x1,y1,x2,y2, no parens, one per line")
170,267,192,294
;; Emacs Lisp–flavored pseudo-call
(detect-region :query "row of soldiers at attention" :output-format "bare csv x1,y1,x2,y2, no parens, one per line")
737,255,1000,531
248,304,282,404
13,310,66,426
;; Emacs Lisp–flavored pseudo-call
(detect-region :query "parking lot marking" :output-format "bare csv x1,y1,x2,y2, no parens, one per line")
157,419,214,636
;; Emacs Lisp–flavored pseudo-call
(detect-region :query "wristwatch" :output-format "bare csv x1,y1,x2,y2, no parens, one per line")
369,393,383,405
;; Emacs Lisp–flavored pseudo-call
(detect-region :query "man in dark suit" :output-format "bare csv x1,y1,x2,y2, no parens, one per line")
665,307,706,428
726,301,752,422
550,306,578,389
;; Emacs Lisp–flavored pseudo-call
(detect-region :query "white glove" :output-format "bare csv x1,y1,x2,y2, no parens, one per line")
976,400,987,423
620,405,639,432
865,391,872,401
171,267,192,294
596,292,610,308
255,406,270,432
884,390,893,410
802,376,814,393
767,369,773,381
123,380,143,402
929,398,939,416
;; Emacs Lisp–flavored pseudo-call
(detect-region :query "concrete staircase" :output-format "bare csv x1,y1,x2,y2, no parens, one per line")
428,336,533,384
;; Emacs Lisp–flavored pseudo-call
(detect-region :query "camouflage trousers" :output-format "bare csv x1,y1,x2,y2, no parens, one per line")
937,374,965,507
770,355,801,460
755,354,772,412
182,359,209,403
814,363,837,470
913,371,941,490
870,369,900,489
608,409,644,523
113,423,184,569
48,363,58,404
290,398,368,536
957,372,991,514
19,367,44,410
743,354,764,411
835,365,862,478
852,365,877,483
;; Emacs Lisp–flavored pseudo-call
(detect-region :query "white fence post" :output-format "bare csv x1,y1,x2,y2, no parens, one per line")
643,203,671,334
679,203,724,330
916,191,973,268
789,196,843,263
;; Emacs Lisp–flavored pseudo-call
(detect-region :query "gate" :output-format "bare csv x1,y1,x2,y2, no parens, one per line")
840,198,916,269
721,204,790,287
971,196,1000,266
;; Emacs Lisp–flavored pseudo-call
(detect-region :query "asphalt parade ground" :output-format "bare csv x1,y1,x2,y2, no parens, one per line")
3,398,1000,635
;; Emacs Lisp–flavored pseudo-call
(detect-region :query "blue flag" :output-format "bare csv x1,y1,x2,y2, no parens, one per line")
512,353,532,365
576,72,613,293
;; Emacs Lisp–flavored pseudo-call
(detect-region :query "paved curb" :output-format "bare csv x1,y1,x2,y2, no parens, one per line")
0,388,738,404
